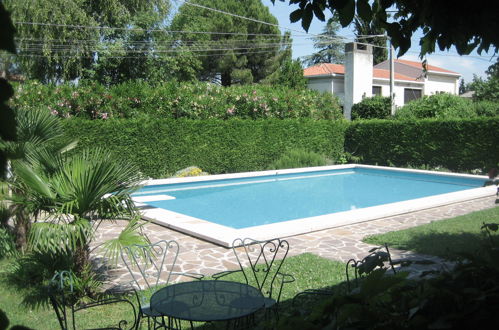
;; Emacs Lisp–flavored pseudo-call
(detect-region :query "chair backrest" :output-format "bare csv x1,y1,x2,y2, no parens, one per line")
120,240,180,303
231,238,290,303
345,244,396,291
49,271,137,330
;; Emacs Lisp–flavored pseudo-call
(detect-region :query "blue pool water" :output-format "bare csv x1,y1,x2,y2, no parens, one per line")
133,168,485,229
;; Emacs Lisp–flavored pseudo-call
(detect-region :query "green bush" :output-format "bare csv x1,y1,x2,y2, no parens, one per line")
0,227,15,259
345,118,499,172
267,149,331,170
61,118,348,178
395,93,476,119
10,80,343,120
351,96,392,120
473,100,499,117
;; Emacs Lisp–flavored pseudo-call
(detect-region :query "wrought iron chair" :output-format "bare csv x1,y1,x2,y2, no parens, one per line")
293,244,397,306
212,238,295,321
48,270,138,330
120,240,204,330
345,244,397,291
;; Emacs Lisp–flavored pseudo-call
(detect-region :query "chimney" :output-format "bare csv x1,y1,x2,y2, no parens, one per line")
343,42,373,120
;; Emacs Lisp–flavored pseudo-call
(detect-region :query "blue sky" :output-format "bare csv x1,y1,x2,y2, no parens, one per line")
265,1,496,83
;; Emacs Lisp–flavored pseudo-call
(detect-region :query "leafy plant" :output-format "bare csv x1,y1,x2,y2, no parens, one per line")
267,149,331,170
351,96,391,120
395,93,476,119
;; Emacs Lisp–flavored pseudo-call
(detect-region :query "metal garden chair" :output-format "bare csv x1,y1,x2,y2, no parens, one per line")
345,244,397,291
120,240,204,330
48,270,138,330
293,244,397,306
212,238,295,322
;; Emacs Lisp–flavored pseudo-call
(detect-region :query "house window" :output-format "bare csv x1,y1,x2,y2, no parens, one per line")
404,88,422,103
372,86,382,96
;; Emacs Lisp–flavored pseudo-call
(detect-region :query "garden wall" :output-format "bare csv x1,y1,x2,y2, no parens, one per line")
62,118,348,178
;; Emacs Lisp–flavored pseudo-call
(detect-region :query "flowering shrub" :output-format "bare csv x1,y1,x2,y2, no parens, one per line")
10,80,343,120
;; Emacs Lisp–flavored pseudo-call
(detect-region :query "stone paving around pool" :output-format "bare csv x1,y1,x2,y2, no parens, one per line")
91,196,497,292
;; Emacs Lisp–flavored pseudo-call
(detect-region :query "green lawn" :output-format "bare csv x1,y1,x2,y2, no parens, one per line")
363,206,499,259
0,253,347,329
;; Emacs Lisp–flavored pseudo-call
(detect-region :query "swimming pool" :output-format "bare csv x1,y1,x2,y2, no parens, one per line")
133,165,495,247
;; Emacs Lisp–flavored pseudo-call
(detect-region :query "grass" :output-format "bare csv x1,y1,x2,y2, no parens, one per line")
0,253,347,329
363,206,499,259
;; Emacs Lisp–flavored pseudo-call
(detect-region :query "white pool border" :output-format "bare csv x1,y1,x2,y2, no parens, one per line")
135,165,496,247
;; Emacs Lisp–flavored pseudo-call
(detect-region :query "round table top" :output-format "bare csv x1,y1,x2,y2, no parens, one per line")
150,280,265,322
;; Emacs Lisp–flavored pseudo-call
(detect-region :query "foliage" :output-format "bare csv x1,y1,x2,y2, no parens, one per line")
10,80,343,120
473,100,499,117
0,227,16,259
345,118,499,172
469,60,499,102
4,0,171,83
274,0,498,57
172,166,209,178
278,223,499,329
351,96,391,120
395,93,477,119
60,118,348,178
262,58,308,89
0,2,16,181
171,0,287,86
267,148,332,170
303,15,345,66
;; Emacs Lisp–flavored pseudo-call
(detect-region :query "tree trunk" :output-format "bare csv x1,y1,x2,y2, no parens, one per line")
221,71,231,87
74,242,90,276
13,209,30,253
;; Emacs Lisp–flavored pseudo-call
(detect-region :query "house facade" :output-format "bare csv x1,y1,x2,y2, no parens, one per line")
304,42,461,119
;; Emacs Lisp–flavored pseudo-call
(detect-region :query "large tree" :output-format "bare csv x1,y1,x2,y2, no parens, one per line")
303,15,344,66
468,60,499,102
274,0,498,57
4,0,171,83
171,0,286,86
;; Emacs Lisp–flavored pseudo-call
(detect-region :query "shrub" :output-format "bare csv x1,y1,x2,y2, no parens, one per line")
10,80,343,120
351,96,392,120
345,118,499,172
395,93,476,119
0,227,15,259
61,118,348,178
473,100,499,117
267,149,331,170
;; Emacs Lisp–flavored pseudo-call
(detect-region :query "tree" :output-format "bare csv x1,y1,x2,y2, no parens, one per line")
4,0,171,83
171,0,286,86
273,0,499,57
353,15,387,65
469,60,499,102
0,2,16,181
303,15,344,66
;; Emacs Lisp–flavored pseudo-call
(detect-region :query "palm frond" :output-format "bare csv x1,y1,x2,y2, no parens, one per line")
100,217,150,265
29,219,93,254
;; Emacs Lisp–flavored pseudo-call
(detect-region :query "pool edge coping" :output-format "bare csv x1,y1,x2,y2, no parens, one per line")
136,165,496,247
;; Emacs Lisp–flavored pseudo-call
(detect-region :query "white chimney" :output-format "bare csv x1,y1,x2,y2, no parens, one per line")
343,42,373,120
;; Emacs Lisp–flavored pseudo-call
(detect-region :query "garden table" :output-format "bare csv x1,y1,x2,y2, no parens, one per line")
150,280,265,328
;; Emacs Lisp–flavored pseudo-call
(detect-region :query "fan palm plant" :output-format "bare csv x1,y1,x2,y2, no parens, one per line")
10,147,148,275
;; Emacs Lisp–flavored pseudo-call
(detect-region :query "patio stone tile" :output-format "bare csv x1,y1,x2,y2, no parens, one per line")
92,196,497,291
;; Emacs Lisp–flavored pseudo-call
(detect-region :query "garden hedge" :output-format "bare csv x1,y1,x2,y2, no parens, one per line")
345,118,499,171
62,118,348,178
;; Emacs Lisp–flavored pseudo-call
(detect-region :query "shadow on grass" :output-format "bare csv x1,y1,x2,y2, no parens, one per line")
365,231,499,260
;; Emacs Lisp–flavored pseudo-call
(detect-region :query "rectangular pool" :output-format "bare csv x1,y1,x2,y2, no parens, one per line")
133,165,495,247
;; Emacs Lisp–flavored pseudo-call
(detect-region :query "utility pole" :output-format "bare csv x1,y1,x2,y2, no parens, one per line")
389,37,395,116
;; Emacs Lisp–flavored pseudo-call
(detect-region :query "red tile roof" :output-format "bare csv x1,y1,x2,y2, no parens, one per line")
303,63,344,76
394,59,459,74
304,63,422,82
373,68,421,82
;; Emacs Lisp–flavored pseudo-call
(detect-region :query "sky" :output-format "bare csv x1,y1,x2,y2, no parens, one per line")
265,1,496,83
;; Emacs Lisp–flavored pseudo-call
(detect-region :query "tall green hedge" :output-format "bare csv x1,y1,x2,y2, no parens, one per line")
62,118,348,178
345,118,499,171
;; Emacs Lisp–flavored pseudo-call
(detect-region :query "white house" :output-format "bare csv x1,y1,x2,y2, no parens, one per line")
304,42,461,119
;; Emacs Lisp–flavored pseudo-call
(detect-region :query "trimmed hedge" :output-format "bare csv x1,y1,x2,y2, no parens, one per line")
345,118,499,171
62,118,348,178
